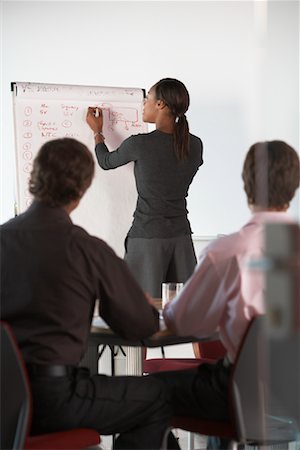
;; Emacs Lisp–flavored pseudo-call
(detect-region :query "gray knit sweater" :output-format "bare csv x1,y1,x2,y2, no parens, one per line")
95,129,203,238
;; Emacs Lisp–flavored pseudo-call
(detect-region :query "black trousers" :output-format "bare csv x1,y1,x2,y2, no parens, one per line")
29,367,177,450
150,360,231,422
124,235,197,298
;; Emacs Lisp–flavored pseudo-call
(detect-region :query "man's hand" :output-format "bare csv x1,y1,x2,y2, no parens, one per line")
145,292,156,307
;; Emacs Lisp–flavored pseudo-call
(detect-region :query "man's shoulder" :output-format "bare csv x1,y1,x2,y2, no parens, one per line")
204,221,266,274
1,211,28,230
70,225,117,257
1,218,14,230
201,229,251,266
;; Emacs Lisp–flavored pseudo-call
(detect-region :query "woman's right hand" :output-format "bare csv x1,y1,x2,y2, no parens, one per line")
86,107,104,133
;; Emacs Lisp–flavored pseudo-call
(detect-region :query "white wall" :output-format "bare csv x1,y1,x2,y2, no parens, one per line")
1,1,299,239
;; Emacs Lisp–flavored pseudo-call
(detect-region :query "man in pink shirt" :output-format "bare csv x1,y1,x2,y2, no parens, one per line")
153,140,299,439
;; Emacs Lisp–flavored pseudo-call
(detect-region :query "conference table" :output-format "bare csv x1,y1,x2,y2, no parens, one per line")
83,301,218,376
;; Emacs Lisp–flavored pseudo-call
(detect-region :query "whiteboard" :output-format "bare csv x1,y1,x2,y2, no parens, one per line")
12,82,147,257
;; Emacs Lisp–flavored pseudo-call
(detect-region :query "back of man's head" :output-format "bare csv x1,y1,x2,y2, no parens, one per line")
29,138,95,207
242,140,300,210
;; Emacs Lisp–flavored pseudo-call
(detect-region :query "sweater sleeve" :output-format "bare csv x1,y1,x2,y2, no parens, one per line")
95,135,139,170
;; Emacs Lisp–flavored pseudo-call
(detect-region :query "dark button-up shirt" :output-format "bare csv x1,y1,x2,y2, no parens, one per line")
1,201,159,365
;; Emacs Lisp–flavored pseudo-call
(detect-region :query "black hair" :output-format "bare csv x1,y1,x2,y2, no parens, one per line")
154,78,190,160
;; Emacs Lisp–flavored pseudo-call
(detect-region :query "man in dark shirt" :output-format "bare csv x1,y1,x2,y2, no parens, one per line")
1,138,175,449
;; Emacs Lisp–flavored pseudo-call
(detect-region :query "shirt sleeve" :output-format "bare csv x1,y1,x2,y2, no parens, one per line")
163,251,230,337
95,135,139,170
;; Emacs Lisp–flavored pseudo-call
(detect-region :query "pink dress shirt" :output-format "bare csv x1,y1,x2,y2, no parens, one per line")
163,212,294,362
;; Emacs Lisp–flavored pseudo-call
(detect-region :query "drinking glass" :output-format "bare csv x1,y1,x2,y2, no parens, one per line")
162,282,184,308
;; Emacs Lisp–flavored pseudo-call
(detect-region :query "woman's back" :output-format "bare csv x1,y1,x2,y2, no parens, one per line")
128,129,203,238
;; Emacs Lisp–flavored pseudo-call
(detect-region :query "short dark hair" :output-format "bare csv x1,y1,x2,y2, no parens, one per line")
242,140,300,208
29,138,95,207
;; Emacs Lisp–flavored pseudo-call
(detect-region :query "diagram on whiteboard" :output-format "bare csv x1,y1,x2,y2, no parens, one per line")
12,82,147,256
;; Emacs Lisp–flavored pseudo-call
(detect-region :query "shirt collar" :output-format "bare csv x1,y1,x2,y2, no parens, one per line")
28,200,73,224
246,211,295,227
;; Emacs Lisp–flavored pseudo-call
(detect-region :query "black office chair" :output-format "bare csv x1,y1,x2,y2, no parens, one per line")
0,321,101,450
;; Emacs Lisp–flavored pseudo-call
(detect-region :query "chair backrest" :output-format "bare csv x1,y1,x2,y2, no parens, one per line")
1,321,31,450
196,340,226,360
231,315,297,444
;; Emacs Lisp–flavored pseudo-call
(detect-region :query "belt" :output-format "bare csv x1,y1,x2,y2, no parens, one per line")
26,363,77,377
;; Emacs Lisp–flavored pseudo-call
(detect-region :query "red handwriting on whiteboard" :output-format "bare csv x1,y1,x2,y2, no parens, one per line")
24,106,32,116
61,104,79,116
23,162,33,173
23,142,32,150
23,151,33,161
40,103,49,115
37,121,58,138
65,133,80,138
61,120,72,128
98,103,141,132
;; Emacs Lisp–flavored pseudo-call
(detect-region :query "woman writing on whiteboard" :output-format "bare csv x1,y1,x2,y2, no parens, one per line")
86,78,203,298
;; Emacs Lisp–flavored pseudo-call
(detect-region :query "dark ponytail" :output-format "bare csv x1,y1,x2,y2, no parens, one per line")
174,114,190,160
154,78,190,161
